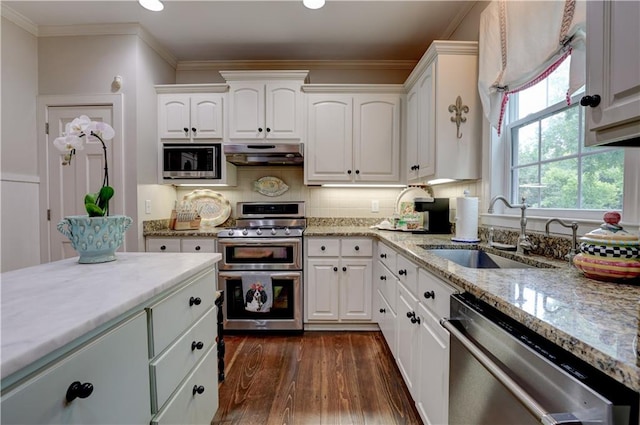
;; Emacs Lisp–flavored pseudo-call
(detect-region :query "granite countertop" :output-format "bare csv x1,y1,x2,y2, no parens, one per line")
1,252,221,383
305,225,640,393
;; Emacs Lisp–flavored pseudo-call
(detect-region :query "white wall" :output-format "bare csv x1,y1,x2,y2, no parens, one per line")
1,17,40,272
135,36,177,248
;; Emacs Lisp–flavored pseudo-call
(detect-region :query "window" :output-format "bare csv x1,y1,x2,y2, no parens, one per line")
506,60,624,212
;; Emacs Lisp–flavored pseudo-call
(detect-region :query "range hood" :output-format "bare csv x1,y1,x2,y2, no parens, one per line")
224,143,304,166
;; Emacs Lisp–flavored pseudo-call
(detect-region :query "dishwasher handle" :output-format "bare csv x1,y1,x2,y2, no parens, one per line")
440,318,582,425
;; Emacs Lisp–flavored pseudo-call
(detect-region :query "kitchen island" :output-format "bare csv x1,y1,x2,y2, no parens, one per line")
306,226,640,394
1,252,221,424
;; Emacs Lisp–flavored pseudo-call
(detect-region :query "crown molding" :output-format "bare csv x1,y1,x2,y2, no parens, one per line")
403,40,478,89
179,59,417,72
155,83,228,94
1,4,39,36
302,84,405,94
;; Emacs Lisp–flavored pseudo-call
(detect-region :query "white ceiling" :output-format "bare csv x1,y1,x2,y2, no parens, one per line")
3,0,476,63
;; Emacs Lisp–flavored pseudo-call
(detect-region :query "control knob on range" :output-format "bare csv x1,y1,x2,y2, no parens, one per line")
242,228,249,236
271,228,277,235
256,229,263,236
227,229,235,236
284,227,291,235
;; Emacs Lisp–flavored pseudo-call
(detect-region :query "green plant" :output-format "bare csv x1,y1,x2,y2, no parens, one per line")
53,115,115,216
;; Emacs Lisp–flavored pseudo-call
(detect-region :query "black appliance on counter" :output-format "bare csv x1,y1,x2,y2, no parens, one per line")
217,202,305,332
413,197,451,234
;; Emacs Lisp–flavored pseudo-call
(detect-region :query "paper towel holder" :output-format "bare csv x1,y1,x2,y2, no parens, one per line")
414,197,451,234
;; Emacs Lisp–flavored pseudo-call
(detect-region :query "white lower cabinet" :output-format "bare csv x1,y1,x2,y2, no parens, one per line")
374,241,456,425
396,281,420,399
305,237,373,323
0,313,150,425
146,237,216,254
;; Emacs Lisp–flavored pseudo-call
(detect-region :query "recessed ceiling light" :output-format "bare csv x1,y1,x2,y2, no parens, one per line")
303,0,325,10
139,0,164,12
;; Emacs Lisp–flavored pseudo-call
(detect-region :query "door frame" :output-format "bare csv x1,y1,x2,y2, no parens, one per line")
37,94,124,263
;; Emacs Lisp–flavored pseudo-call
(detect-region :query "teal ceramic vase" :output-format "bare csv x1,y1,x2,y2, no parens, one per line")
57,215,133,264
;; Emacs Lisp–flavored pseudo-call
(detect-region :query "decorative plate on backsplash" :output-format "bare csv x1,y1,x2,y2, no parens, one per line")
254,176,289,197
182,189,231,228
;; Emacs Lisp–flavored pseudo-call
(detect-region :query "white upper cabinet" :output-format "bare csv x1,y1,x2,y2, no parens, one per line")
304,86,402,184
221,71,307,142
583,0,640,146
158,90,225,141
404,41,481,183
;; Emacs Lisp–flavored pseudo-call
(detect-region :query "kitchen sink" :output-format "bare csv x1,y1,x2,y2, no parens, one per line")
421,248,535,269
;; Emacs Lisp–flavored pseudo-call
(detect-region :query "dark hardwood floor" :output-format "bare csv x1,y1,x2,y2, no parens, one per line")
212,331,423,425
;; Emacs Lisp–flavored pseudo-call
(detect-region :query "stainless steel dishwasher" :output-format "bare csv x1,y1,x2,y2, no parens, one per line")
441,293,639,425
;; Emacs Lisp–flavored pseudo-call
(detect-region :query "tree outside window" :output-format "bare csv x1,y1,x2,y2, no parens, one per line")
507,60,624,211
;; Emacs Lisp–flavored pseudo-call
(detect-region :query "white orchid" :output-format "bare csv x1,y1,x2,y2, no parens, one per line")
52,115,116,216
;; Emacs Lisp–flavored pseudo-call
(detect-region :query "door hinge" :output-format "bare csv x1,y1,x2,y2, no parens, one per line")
45,122,49,135
47,209,51,221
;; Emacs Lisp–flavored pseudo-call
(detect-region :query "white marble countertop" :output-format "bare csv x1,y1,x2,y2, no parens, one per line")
1,252,220,381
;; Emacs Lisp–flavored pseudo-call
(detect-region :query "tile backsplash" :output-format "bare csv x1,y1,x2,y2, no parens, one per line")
175,166,482,220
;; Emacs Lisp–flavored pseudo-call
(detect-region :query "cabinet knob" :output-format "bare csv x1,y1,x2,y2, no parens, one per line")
580,94,601,108
195,245,201,251
160,245,166,251
333,267,338,272
66,381,94,403
191,341,204,351
347,170,352,175
380,275,386,280
355,170,360,175
192,385,205,396
266,127,271,133
406,311,415,319
258,127,263,132
183,127,189,134
189,296,202,306
380,253,387,259
321,246,326,251
398,269,407,276
191,127,196,134
379,308,386,313
424,291,435,299
342,266,347,272
354,245,360,251
411,316,421,325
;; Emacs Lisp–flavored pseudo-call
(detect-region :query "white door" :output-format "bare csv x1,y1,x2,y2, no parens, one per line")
340,259,373,320
46,105,120,261
227,82,264,139
265,81,301,139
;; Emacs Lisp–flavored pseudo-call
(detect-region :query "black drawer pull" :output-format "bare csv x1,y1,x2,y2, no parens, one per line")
380,308,386,313
192,385,205,396
191,341,204,351
380,275,386,280
342,266,347,272
160,245,166,251
189,296,202,306
333,267,338,272
195,245,201,251
321,246,326,251
66,381,94,403
355,245,360,251
380,253,387,259
398,269,407,276
424,291,435,299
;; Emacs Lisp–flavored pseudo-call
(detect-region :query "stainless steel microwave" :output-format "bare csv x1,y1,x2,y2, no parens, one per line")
162,143,222,179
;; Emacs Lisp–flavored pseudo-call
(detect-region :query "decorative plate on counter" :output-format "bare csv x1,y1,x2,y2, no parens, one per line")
182,189,231,228
254,176,289,197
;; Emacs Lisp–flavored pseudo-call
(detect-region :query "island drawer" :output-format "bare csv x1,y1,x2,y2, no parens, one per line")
1,313,150,425
151,344,219,425
150,305,216,412
147,269,215,356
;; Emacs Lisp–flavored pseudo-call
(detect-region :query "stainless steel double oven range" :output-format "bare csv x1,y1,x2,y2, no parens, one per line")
217,202,305,332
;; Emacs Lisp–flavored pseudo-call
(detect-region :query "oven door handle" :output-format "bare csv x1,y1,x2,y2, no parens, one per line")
218,271,301,279
440,318,583,425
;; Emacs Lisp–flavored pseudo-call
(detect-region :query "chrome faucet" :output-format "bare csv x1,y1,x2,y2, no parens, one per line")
545,218,579,264
487,195,536,255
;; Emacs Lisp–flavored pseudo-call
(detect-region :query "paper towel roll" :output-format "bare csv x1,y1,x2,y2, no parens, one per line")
453,196,480,242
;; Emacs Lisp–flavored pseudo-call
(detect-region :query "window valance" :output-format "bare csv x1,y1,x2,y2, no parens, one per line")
478,0,586,135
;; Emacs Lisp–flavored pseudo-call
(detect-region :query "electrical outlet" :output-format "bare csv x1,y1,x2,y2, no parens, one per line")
145,200,151,214
371,200,379,213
